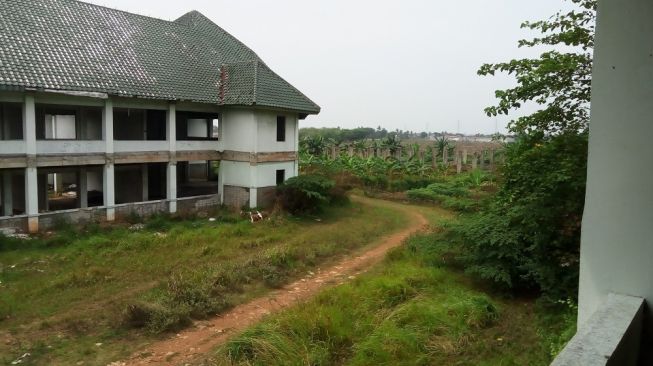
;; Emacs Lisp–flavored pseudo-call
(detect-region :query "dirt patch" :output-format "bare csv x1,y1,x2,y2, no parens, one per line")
117,196,429,366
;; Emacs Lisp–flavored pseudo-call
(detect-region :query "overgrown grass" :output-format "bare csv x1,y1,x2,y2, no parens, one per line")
0,198,408,365
209,230,551,365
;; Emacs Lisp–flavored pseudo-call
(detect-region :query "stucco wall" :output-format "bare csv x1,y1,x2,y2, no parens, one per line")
256,111,298,153
221,109,257,152
578,0,653,334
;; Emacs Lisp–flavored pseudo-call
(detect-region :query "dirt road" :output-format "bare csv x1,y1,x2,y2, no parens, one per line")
118,196,429,366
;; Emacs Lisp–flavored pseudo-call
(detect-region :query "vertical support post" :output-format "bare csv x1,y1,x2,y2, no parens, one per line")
167,162,177,213
102,99,115,221
23,94,38,232
462,149,468,164
166,102,177,213
472,153,478,170
443,148,448,165
2,172,13,216
25,166,38,233
456,151,462,174
103,164,115,221
141,164,149,202
79,167,88,209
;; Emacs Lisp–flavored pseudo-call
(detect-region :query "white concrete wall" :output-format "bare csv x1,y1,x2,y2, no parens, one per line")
256,161,296,187
220,109,257,152
220,161,252,187
256,111,298,153
578,0,653,332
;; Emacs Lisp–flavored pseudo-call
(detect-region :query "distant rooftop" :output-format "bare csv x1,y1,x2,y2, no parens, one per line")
0,0,320,115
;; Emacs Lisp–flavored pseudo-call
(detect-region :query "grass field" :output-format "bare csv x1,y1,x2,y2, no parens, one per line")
0,199,409,365
208,207,553,366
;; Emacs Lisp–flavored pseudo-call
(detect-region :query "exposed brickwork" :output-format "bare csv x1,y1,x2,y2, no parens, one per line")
256,186,277,208
224,185,249,208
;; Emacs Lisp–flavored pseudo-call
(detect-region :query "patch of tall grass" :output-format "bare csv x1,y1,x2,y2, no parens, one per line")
211,230,549,366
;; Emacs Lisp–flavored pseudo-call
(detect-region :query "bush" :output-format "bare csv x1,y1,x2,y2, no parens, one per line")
277,174,335,214
456,133,587,301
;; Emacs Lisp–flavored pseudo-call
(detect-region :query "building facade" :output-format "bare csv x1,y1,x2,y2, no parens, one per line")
0,0,320,233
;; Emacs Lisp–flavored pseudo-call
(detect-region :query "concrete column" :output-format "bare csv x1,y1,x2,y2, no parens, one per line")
2,172,13,216
471,153,478,170
102,99,113,154
102,99,115,221
103,164,115,221
167,103,176,153
456,151,462,174
578,0,653,336
442,148,448,165
25,166,38,232
141,164,149,202
79,167,88,208
462,149,468,164
167,162,177,213
23,94,36,156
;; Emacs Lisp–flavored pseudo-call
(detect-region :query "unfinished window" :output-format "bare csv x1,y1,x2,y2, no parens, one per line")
176,112,219,140
276,169,285,185
36,105,102,140
113,108,166,141
45,114,76,139
0,103,23,140
177,160,219,198
276,116,286,142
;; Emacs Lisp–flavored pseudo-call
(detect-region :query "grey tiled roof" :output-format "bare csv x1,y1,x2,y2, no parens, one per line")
0,0,320,114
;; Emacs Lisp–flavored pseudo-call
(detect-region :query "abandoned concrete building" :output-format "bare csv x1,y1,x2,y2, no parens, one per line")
0,0,320,233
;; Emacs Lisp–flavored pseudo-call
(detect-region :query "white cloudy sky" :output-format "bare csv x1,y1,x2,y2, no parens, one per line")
84,0,577,134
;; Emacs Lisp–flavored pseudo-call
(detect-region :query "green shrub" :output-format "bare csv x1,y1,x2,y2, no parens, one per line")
456,133,587,301
277,174,335,214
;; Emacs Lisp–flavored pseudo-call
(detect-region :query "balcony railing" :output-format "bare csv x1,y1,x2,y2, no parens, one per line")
552,293,644,366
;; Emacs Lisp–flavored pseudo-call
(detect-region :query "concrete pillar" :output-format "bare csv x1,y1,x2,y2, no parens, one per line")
102,99,115,221
456,151,462,174
23,94,36,156
79,167,88,208
167,104,176,150
141,164,149,202
25,166,38,232
471,153,478,170
462,149,468,164
102,99,113,154
167,162,177,213
578,0,653,336
2,172,13,216
103,164,115,221
442,148,448,165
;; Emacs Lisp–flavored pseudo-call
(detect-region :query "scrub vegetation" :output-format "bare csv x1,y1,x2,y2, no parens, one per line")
0,199,407,365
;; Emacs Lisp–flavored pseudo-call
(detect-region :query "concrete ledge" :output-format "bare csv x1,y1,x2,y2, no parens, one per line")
552,293,644,366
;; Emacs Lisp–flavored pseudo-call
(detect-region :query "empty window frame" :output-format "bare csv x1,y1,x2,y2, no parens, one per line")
276,116,286,142
276,169,285,185
36,105,102,140
113,108,166,141
176,112,219,140
0,103,23,140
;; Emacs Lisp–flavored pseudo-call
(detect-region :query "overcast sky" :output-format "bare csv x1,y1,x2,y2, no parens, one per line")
84,0,576,134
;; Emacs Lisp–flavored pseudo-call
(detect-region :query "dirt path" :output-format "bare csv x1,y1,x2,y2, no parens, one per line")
117,196,429,366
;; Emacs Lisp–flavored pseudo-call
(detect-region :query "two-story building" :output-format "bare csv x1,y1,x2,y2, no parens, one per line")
0,0,320,233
